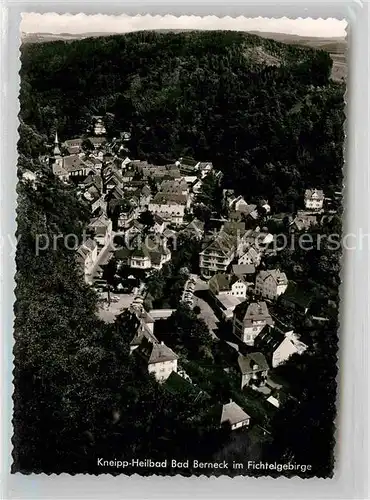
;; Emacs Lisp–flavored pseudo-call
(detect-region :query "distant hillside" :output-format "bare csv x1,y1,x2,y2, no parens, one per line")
248,31,346,81
21,29,347,81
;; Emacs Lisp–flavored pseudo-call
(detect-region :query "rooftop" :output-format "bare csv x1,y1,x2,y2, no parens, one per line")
220,401,250,426
238,352,269,374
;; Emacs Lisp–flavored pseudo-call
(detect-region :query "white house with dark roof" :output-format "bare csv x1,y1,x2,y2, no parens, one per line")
233,301,274,345
254,327,308,368
304,189,324,210
255,269,288,300
238,352,269,389
92,116,106,136
115,234,171,271
88,213,112,247
148,192,187,225
220,401,251,430
136,338,178,382
209,273,249,300
76,238,98,281
238,245,262,267
199,231,237,278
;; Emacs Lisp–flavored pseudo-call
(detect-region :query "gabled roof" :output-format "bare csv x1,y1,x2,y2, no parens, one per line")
181,218,205,237
234,300,273,327
209,273,232,294
154,214,165,225
305,188,324,200
130,324,158,347
201,231,236,257
62,155,89,173
137,338,178,364
223,221,246,237
220,401,250,426
240,246,260,263
151,192,187,206
238,352,269,374
281,281,314,310
232,264,256,276
257,269,287,286
88,214,111,233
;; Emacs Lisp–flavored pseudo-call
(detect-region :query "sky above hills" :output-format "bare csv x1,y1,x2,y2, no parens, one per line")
21,13,347,38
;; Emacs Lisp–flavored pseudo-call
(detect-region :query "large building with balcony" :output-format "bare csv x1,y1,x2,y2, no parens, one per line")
199,230,237,278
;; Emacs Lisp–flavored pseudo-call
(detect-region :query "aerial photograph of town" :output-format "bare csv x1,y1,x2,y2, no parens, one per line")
13,15,345,477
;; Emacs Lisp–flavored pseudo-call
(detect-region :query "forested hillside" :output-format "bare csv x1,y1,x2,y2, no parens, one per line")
20,30,344,210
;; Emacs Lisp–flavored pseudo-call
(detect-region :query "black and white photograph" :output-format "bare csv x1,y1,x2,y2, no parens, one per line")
12,13,346,477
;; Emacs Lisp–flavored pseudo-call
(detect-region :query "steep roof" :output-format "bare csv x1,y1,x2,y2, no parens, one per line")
201,230,236,257
232,264,256,276
281,281,313,310
62,155,89,173
234,301,273,327
305,188,324,200
257,269,288,285
238,352,269,374
151,192,187,206
137,338,178,364
220,401,250,426
209,273,232,294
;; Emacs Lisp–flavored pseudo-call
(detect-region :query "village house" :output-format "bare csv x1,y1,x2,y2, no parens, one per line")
88,136,107,150
209,273,249,300
148,192,187,225
232,264,256,279
135,338,178,383
90,194,107,215
87,213,112,247
228,195,259,220
120,156,132,169
62,138,84,155
199,230,237,278
255,269,288,300
290,210,318,232
238,245,262,267
116,201,138,229
220,401,251,430
104,170,124,191
196,161,213,179
76,238,98,282
84,155,103,171
82,173,103,193
237,352,269,389
53,154,96,181
92,116,106,136
180,218,205,240
192,178,203,195
279,281,314,315
158,178,189,197
153,214,166,234
254,327,308,368
129,322,159,353
233,300,274,345
116,234,171,271
304,189,324,211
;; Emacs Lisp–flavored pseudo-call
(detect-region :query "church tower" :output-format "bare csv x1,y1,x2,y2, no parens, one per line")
53,130,62,158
